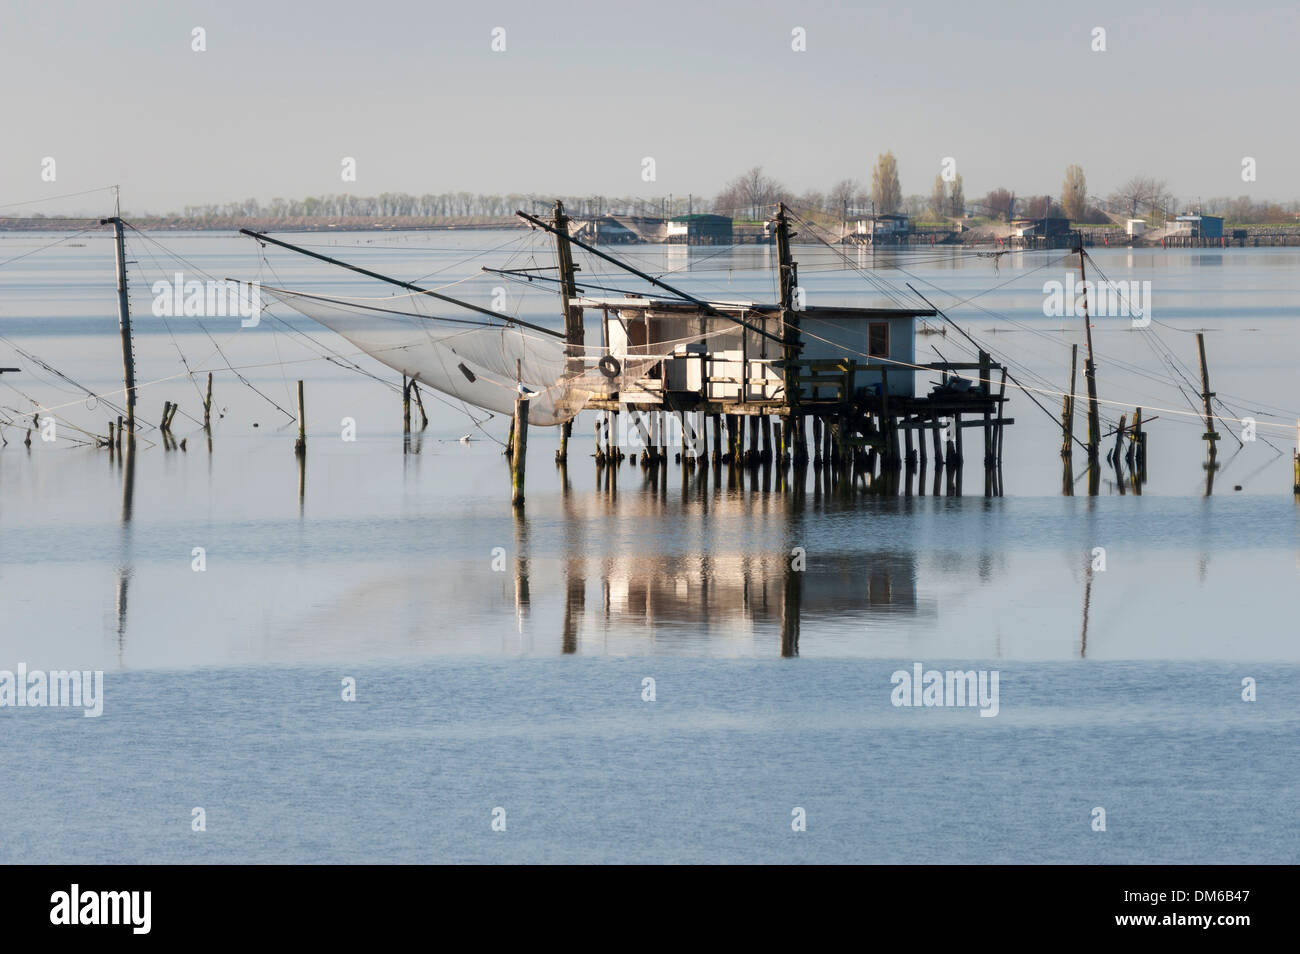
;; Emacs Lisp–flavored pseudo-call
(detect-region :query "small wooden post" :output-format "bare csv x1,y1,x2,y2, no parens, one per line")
203,372,213,431
402,375,412,434
595,416,605,466
160,401,172,432
795,414,809,467
1294,420,1300,494
710,413,722,466
917,419,928,496
761,415,772,464
557,418,571,464
412,381,429,429
813,417,823,467
294,379,306,454
512,396,529,507
1113,414,1126,467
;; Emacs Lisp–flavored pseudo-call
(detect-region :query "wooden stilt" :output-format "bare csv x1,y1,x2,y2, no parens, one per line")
203,372,213,432
294,380,306,455
917,420,927,495
412,380,428,429
402,375,411,434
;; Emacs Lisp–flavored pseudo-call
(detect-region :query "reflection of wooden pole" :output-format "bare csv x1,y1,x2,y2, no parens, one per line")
294,380,306,454
781,557,802,658
511,396,529,507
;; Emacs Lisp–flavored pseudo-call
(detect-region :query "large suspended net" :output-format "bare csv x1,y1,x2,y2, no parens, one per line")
261,285,740,426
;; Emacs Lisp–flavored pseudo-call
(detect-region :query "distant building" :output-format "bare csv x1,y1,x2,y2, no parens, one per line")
1011,217,1071,238
1126,218,1146,236
855,213,911,237
1172,214,1224,239
665,214,733,245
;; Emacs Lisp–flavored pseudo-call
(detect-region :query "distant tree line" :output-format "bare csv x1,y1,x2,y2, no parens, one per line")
166,166,1300,227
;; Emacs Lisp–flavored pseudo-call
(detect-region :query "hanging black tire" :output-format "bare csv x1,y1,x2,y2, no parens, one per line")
598,355,621,379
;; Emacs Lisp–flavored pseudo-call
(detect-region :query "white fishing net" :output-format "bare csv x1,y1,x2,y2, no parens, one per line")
262,286,714,426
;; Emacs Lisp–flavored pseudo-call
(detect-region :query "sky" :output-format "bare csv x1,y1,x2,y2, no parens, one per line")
1,0,1295,216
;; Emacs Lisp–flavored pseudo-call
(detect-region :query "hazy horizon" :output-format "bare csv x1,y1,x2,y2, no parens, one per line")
2,0,1295,217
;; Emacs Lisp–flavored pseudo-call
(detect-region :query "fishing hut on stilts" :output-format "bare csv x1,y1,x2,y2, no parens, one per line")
524,202,1013,498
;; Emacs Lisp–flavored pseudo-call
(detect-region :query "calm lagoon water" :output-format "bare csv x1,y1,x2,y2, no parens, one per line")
0,231,1296,862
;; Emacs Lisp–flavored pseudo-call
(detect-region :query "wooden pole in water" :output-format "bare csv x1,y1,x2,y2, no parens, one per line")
203,372,213,431
813,417,823,466
995,368,1007,496
980,351,993,496
1294,420,1300,494
103,215,137,436
402,375,411,434
558,418,572,464
1196,332,1219,458
917,419,928,495
1062,343,1077,457
512,396,529,507
294,380,306,454
1077,248,1101,464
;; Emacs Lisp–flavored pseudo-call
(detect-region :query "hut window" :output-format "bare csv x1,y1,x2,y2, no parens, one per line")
868,322,890,357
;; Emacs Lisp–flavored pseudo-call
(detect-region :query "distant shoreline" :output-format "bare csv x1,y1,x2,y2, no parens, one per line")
0,215,524,233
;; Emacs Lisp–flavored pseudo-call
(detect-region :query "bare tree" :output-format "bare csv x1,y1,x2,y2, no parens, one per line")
982,188,1014,221
715,167,786,220
828,178,860,219
1110,175,1168,218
